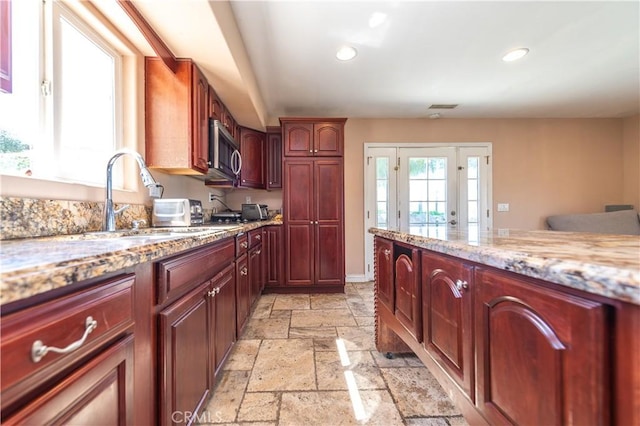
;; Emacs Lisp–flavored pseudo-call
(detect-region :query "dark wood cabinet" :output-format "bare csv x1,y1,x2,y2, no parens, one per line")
239,127,265,189
208,85,223,121
158,282,210,426
281,118,346,157
422,251,474,399
374,237,394,311
5,336,134,425
145,58,209,175
0,275,135,423
475,267,608,425
248,228,264,306
266,126,282,189
394,243,421,341
284,158,344,288
265,225,284,287
236,252,250,336
211,263,236,377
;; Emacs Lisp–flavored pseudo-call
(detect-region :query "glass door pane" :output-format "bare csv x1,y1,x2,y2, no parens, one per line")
399,147,457,235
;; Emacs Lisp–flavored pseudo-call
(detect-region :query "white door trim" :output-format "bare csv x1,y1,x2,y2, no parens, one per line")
363,142,493,281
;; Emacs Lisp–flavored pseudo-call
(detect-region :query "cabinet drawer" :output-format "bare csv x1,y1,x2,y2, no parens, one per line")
248,229,263,248
0,274,134,410
156,238,235,305
4,335,134,425
236,232,249,256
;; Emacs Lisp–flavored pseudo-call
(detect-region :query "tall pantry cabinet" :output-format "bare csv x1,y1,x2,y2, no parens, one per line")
281,118,347,291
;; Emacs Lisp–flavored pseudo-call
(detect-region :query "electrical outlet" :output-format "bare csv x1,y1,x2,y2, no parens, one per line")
209,193,215,202
497,203,510,212
245,196,252,204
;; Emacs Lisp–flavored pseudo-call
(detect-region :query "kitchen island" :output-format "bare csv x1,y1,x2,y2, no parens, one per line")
370,226,639,425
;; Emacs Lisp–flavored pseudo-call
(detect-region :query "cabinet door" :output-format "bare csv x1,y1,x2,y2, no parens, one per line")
394,246,421,341
159,283,210,426
284,159,314,285
374,237,394,311
266,130,282,189
191,65,209,174
239,127,265,188
475,268,608,425
249,244,262,306
236,254,250,336
422,251,473,399
313,122,343,156
283,122,313,156
5,336,134,425
314,160,344,286
265,226,284,287
208,85,223,121
213,264,236,375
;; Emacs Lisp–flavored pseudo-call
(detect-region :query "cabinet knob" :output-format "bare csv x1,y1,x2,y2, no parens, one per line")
383,249,391,260
240,242,248,249
256,235,261,240
455,279,469,291
309,150,313,153
241,267,248,276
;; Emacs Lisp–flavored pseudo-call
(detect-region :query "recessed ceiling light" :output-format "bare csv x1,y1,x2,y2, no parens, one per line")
336,46,357,61
502,47,529,62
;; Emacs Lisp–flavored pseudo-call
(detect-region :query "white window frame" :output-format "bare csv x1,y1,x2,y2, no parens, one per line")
363,142,493,281
44,0,123,186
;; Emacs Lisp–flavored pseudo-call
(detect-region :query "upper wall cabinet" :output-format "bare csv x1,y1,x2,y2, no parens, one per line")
266,126,282,189
281,118,346,157
238,126,265,189
145,58,209,175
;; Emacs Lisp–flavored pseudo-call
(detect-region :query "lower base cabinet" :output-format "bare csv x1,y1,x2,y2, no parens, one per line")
159,282,211,426
475,267,608,425
5,335,134,425
374,237,621,425
212,263,236,375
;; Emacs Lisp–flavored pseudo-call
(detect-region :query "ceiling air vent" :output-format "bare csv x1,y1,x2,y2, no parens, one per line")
428,104,458,109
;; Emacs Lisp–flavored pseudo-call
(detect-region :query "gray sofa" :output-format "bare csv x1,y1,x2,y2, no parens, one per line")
546,209,640,235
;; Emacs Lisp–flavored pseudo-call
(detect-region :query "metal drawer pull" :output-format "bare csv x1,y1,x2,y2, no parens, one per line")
383,249,391,260
240,242,248,249
455,279,469,291
255,235,261,240
256,250,261,255
240,267,248,276
31,316,98,363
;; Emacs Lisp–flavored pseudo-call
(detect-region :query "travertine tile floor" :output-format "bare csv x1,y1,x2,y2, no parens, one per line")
199,282,469,426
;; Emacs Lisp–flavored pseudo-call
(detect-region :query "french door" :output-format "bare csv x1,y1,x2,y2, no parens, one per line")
364,144,491,280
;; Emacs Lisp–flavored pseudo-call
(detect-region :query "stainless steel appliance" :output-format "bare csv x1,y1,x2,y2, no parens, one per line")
211,211,243,224
241,204,268,221
152,199,203,227
208,119,241,180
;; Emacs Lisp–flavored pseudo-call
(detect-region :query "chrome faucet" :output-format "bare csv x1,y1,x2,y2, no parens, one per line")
104,149,158,232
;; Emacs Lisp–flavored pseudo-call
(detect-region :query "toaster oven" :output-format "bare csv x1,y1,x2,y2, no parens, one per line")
152,199,203,227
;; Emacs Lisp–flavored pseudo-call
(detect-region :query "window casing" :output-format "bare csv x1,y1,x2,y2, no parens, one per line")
0,0,128,188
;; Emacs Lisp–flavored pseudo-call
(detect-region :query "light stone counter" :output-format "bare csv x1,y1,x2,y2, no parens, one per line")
370,227,640,305
0,221,281,306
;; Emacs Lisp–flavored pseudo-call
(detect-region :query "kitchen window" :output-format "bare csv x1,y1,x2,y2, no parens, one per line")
0,0,132,188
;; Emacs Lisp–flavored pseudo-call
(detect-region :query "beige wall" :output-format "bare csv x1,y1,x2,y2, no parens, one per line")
622,114,640,209
344,118,627,278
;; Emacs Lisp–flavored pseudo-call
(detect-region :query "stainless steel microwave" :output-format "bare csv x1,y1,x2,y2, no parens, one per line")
208,119,242,181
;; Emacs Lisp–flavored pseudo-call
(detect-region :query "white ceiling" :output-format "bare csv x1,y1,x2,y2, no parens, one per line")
128,1,639,123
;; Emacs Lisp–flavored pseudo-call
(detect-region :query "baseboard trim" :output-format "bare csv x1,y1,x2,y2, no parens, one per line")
346,275,369,283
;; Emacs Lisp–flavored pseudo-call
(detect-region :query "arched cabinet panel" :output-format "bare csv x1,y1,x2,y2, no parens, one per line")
475,267,608,426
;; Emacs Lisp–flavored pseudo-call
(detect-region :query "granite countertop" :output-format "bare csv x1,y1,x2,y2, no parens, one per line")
0,221,281,306
370,227,640,305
